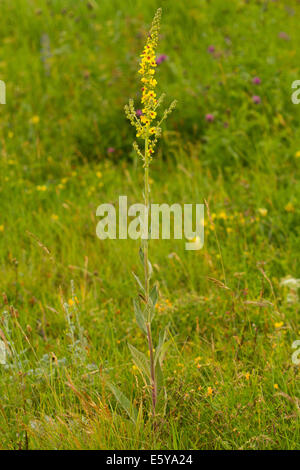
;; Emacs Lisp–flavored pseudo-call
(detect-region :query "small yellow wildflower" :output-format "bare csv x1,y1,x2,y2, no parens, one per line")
218,211,227,220
295,150,300,158
30,115,40,124
51,214,58,221
207,386,213,396
285,202,295,213
37,185,47,191
258,208,268,217
0,225,4,232
274,383,279,390
68,299,74,307
245,372,250,380
274,321,284,329
8,131,13,139
96,171,102,178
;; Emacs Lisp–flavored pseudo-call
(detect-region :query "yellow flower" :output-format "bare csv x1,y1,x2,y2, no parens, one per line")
8,131,13,139
0,225,4,232
258,208,268,217
51,214,58,221
30,115,40,124
218,211,227,220
245,372,250,380
207,386,213,396
68,299,74,307
140,115,150,124
274,321,284,329
96,171,102,178
274,384,279,390
37,185,47,191
284,202,295,213
295,150,300,158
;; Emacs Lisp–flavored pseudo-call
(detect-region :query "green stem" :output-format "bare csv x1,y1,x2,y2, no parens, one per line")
144,134,156,416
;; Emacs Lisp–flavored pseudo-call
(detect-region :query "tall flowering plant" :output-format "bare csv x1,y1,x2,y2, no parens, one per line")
109,8,176,422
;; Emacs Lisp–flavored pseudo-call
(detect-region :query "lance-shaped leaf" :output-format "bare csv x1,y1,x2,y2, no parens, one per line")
107,382,138,424
149,284,158,309
132,271,145,293
139,248,153,279
133,298,147,335
155,328,171,366
155,356,164,395
128,343,150,383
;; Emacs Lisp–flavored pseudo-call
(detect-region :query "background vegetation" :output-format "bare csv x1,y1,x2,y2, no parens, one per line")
0,0,299,449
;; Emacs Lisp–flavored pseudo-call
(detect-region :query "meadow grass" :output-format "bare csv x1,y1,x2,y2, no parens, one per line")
0,0,299,449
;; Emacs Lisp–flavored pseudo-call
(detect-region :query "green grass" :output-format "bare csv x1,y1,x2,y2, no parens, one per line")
0,0,299,450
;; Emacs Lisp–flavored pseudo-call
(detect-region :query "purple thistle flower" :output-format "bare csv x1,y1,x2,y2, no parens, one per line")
252,95,261,104
252,77,261,85
107,147,115,154
207,45,215,53
156,54,168,65
136,109,142,117
205,114,214,122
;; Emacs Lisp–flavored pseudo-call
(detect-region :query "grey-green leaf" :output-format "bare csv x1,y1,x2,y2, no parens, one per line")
132,271,145,293
133,298,147,335
128,343,150,382
150,284,158,309
107,382,138,424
